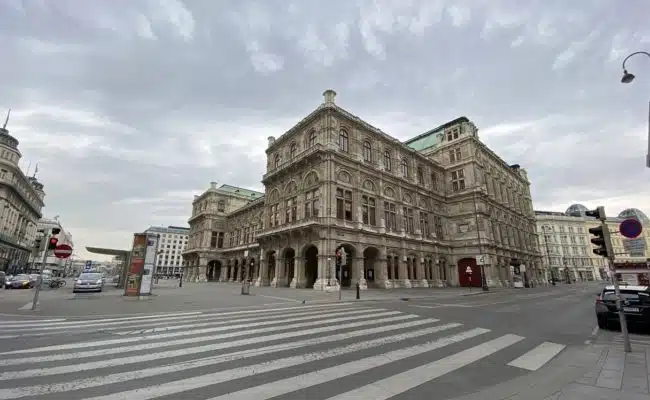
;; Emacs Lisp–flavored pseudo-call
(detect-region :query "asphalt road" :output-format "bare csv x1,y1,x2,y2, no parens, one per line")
0,282,613,400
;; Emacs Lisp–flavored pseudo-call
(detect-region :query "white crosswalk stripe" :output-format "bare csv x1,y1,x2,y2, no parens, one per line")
0,302,568,400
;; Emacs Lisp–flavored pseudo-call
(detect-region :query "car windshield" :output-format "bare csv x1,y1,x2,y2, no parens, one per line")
14,275,29,280
603,290,650,303
79,273,102,280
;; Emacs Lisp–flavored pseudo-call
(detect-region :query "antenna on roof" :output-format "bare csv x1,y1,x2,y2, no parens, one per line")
2,109,10,130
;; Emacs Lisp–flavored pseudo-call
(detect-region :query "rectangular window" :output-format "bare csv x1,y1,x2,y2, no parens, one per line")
403,207,415,234
285,197,297,223
431,173,438,190
270,204,279,227
384,201,397,232
304,189,320,218
420,212,430,237
217,232,224,248
417,166,424,184
243,227,250,243
336,188,353,221
446,127,460,141
362,195,376,225
434,216,444,239
451,169,465,192
210,231,218,248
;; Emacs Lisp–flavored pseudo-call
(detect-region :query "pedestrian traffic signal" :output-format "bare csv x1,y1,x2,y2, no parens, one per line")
585,206,607,222
33,237,42,250
589,226,608,257
47,237,59,250
335,250,342,267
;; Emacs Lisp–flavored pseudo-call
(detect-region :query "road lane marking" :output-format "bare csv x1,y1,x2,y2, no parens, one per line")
0,319,452,399
17,302,37,311
0,311,406,370
506,341,566,371
322,334,525,400
83,328,490,400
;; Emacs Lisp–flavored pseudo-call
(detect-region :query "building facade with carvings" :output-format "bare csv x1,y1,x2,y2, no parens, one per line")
183,90,542,289
0,117,45,274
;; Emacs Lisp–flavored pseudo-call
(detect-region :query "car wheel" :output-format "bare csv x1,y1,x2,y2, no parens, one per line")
597,317,608,330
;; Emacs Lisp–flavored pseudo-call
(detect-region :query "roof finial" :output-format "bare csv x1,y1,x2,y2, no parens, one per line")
2,109,10,130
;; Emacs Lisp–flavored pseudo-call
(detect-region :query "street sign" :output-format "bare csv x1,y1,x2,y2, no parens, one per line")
465,266,472,274
53,244,73,259
475,255,488,265
620,218,643,239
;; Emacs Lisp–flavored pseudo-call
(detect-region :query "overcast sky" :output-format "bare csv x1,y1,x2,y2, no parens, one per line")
1,0,649,261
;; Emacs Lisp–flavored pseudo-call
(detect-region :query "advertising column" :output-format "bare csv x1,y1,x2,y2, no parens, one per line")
124,234,146,297
139,234,159,295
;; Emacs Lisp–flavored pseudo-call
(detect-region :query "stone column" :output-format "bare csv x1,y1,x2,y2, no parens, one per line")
357,256,368,290
399,254,412,288
377,249,392,289
417,256,428,288
271,250,282,287
290,258,305,288
255,253,268,287
313,254,330,291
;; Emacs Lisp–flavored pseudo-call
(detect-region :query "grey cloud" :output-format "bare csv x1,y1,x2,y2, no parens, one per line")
1,0,650,257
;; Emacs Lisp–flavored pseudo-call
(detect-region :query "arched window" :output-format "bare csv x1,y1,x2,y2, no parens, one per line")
400,158,409,177
384,151,392,171
362,141,372,162
339,129,349,152
274,154,281,169
309,131,317,147
289,142,297,159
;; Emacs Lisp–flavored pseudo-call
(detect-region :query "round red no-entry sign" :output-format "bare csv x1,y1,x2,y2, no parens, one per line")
53,244,73,259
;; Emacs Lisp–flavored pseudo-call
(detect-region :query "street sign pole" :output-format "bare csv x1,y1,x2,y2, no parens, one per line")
603,222,632,353
31,232,50,311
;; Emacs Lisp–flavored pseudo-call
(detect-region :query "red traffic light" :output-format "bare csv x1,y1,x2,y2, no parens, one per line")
47,237,59,250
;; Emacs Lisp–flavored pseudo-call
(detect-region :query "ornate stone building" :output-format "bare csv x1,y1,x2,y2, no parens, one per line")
0,113,45,274
183,90,542,289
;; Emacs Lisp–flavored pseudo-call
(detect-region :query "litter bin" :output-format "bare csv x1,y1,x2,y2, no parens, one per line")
241,281,250,295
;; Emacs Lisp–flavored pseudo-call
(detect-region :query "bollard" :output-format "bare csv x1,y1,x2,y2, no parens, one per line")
356,282,360,300
179,274,183,288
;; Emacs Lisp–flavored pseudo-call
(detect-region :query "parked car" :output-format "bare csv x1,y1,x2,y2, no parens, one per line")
596,285,650,331
73,272,104,293
7,274,35,289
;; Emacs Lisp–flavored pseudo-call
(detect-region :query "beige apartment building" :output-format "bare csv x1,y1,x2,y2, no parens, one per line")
182,90,542,290
536,204,650,284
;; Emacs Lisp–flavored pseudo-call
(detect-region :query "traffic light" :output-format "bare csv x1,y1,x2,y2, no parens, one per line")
335,250,342,267
585,206,606,221
589,226,608,257
51,227,61,235
47,237,59,250
33,237,42,251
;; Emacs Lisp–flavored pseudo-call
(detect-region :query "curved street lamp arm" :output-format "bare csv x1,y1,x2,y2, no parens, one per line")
622,51,650,69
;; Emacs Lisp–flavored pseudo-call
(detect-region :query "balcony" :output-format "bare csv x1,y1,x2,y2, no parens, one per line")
262,144,324,184
257,216,323,238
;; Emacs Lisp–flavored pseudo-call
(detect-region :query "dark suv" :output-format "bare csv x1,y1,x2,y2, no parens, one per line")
596,285,650,331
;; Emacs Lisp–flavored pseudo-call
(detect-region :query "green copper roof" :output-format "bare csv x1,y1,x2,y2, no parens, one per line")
219,184,265,199
404,116,469,152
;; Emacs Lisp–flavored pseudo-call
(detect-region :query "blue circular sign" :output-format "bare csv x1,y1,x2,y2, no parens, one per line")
620,218,643,239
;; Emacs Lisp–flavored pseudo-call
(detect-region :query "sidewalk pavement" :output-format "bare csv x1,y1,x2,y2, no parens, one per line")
545,344,650,400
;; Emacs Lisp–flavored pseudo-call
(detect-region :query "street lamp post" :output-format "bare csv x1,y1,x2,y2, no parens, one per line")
620,51,650,168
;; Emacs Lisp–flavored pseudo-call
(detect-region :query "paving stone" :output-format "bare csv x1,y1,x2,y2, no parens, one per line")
596,368,623,390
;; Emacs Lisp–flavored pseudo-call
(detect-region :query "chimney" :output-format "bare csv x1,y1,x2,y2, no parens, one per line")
323,89,337,104
267,136,276,147
210,181,217,189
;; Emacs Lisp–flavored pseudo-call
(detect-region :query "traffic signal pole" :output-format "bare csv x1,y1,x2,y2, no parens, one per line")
602,223,632,353
30,231,50,311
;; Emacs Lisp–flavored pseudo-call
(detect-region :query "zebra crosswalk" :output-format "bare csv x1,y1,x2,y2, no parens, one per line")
0,302,567,400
